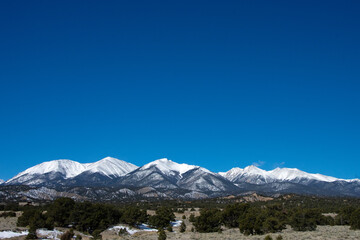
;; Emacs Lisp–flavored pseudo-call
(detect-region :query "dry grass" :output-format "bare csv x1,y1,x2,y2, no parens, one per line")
1,210,360,240
103,225,360,240
0,211,25,231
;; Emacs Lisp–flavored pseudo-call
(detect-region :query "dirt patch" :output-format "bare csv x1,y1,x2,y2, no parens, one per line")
0,212,25,232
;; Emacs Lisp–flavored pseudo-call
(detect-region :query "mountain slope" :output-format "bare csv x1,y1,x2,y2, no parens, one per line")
120,158,239,193
219,165,344,184
4,157,360,198
6,157,138,186
120,158,199,189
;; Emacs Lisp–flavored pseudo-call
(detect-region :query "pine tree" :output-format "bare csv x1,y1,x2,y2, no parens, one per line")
158,228,167,240
180,221,186,233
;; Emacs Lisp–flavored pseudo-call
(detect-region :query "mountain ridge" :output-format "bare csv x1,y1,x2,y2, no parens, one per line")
4,157,360,199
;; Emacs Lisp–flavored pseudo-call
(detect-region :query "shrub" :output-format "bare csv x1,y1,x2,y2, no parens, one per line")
276,235,283,240
189,214,196,222
290,209,317,231
121,207,148,227
222,203,250,228
335,206,355,225
350,208,360,230
17,209,39,227
0,211,16,218
239,208,266,235
118,228,128,235
148,207,175,229
158,228,166,240
166,224,173,232
193,208,222,233
177,208,185,213
91,229,102,240
263,217,284,233
60,229,74,240
182,215,186,219
264,235,273,240
180,221,186,233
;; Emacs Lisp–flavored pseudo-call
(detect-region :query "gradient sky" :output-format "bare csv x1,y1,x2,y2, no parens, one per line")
1,0,359,180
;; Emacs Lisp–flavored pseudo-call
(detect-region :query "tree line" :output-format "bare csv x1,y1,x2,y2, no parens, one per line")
17,198,177,239
14,196,360,239
191,202,360,234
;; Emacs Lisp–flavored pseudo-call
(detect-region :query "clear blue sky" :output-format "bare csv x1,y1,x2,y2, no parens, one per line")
1,0,359,180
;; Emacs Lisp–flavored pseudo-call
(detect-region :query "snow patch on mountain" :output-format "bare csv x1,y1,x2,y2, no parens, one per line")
140,158,203,177
269,167,339,182
220,165,348,183
84,157,138,178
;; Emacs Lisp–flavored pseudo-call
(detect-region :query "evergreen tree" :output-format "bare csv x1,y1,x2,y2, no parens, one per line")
120,207,148,226
91,229,102,240
148,207,175,229
239,208,261,235
26,225,38,240
350,208,360,230
290,209,317,231
222,203,249,228
189,213,196,222
180,221,186,233
193,208,222,233
158,228,166,240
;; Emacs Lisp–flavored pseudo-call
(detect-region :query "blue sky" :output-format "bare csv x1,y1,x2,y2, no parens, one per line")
0,0,359,180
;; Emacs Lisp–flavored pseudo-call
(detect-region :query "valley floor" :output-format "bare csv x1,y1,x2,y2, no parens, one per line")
1,211,360,240
103,225,360,240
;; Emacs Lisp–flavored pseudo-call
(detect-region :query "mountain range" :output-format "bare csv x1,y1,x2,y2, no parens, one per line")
2,157,360,201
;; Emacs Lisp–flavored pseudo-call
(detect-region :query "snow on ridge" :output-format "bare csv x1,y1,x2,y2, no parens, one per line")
141,158,199,176
6,157,138,183
220,165,353,183
85,157,138,178
8,159,87,181
219,167,243,181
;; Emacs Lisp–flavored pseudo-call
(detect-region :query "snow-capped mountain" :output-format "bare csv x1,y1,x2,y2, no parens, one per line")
119,158,236,193
82,157,138,178
140,158,200,178
0,179,4,185
4,157,360,198
219,165,343,184
6,157,138,186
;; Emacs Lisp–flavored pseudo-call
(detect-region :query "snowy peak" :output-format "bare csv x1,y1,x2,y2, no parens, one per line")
243,165,268,175
219,167,243,181
269,167,339,182
85,157,138,178
6,157,138,184
141,158,199,176
220,166,344,183
10,159,87,181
